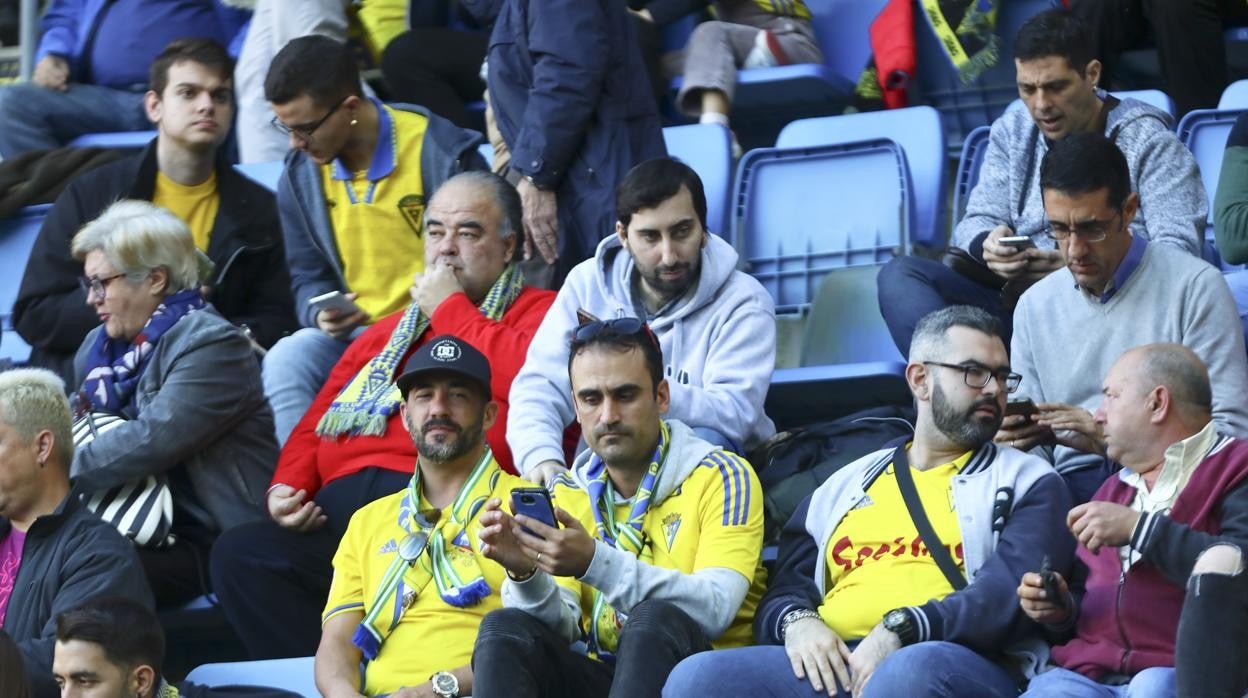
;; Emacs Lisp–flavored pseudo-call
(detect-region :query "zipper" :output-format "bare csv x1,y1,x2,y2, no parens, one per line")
1115,570,1132,674
212,242,273,287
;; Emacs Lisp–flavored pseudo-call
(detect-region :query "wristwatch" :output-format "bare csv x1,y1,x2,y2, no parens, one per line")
430,671,459,698
882,608,919,646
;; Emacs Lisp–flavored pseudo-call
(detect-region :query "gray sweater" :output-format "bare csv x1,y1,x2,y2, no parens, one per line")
1011,241,1248,475
955,93,1205,258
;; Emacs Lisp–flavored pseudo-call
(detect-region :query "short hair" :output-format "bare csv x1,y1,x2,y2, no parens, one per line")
1013,8,1095,76
0,368,72,468
1133,343,1214,416
264,35,361,108
56,598,164,680
568,321,664,393
616,158,709,233
426,171,523,244
149,38,233,97
1040,132,1132,209
909,305,1004,363
0,630,31,698
71,200,204,294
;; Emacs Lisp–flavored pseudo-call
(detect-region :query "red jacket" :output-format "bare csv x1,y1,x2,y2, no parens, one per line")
271,287,559,495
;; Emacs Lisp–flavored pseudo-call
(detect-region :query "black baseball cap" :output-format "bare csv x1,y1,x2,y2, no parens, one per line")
396,335,492,398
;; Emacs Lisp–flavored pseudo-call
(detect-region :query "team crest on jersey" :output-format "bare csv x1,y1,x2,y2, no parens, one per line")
663,513,682,551
379,538,398,555
397,194,425,236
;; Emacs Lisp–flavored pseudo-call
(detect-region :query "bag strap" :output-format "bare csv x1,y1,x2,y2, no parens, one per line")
891,446,968,590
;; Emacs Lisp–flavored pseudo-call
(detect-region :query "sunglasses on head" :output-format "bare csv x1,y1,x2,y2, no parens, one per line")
572,316,659,350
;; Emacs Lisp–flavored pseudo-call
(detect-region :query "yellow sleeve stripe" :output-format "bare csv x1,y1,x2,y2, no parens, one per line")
702,451,753,527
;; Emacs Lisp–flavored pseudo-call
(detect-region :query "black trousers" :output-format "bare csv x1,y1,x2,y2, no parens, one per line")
208,467,411,659
472,600,712,698
381,28,489,130
138,528,214,607
1176,544,1248,697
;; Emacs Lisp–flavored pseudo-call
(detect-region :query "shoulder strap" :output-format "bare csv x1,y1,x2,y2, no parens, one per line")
891,446,968,590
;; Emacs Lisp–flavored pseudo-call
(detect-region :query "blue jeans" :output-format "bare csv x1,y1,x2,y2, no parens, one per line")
864,642,1020,697
261,327,354,444
1023,666,1175,697
876,256,1010,357
663,645,842,697
0,82,150,157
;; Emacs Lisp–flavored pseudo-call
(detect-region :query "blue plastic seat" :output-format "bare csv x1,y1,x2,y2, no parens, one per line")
185,657,317,697
663,123,733,238
952,124,992,225
1177,108,1247,270
233,161,284,193
68,131,157,149
1115,89,1176,118
0,204,50,365
776,106,947,248
1219,79,1248,109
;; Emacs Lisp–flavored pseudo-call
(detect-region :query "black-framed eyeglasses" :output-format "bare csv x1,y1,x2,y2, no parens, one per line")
78,272,128,299
271,97,347,140
1044,209,1123,243
924,361,1022,393
572,317,660,350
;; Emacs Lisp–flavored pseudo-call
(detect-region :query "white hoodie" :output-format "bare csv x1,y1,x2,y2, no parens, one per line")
506,233,776,478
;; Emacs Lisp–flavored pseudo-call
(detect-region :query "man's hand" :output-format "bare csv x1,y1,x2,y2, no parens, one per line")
478,498,543,576
1017,571,1072,625
982,225,1030,280
512,506,597,578
1036,402,1105,455
517,177,558,265
389,685,435,698
848,622,902,696
628,7,654,21
1021,248,1065,281
1068,501,1140,554
33,55,69,90
315,293,370,340
410,259,464,312
267,485,327,533
994,413,1055,452
526,460,566,487
783,616,852,696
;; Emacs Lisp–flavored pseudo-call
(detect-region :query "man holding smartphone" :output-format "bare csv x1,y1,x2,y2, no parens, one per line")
472,318,766,697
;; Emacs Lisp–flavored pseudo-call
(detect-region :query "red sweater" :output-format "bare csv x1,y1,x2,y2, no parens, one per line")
271,287,557,495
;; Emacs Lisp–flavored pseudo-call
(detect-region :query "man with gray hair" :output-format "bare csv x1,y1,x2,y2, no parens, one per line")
1017,343,1248,696
210,171,560,659
0,368,152,698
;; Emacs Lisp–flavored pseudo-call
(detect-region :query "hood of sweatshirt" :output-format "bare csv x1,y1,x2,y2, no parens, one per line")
564,419,717,507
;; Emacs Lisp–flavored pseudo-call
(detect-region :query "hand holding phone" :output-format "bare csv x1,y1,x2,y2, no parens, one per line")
1006,398,1039,419
998,235,1036,249
511,487,559,539
308,290,362,316
1039,555,1064,608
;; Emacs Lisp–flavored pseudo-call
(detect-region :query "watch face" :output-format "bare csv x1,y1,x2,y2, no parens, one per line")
885,610,906,627
433,672,458,693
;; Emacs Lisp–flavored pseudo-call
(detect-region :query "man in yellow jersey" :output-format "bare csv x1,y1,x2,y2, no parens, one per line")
470,318,765,698
262,35,487,443
316,334,529,698
662,305,1075,698
13,38,297,386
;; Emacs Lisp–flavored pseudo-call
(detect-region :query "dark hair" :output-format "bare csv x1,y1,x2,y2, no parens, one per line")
0,630,32,698
909,305,1004,362
1013,8,1095,76
1039,131,1131,208
264,35,361,107
149,38,233,96
616,158,709,232
56,598,164,679
568,321,664,393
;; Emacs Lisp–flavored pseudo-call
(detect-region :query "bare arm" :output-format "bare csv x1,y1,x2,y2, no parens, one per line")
316,612,367,698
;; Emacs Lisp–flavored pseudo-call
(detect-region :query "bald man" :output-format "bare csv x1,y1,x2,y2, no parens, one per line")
1016,344,1248,697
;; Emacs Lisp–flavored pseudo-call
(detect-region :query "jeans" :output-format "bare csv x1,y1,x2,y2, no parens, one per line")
0,82,149,157
876,256,1010,357
1176,543,1248,698
1023,666,1175,697
863,642,1020,698
473,600,711,698
261,327,354,444
663,645,843,697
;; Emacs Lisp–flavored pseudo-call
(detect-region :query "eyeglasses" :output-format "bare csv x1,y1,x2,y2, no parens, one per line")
78,272,128,299
572,317,660,350
1044,209,1123,243
924,361,1022,393
270,97,346,141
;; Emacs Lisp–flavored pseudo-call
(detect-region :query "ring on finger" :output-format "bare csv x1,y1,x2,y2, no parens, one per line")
537,552,543,564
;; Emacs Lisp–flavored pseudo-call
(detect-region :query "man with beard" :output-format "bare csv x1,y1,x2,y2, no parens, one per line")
507,157,776,485
315,335,530,698
662,306,1074,698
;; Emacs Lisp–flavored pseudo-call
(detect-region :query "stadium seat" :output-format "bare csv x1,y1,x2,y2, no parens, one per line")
0,204,49,365
1115,89,1176,119
953,124,992,224
185,656,318,697
663,123,733,238
776,106,947,248
1219,79,1248,110
233,161,283,193
68,131,157,149
1177,108,1247,269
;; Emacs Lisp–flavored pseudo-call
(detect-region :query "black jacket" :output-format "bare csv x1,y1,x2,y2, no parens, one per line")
2,494,154,698
12,139,297,383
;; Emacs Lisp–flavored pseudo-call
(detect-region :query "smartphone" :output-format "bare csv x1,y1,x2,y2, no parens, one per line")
998,235,1036,249
308,291,362,316
511,487,558,538
1039,555,1063,605
1006,398,1038,418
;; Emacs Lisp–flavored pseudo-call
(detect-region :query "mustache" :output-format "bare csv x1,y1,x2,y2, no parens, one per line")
593,424,632,439
971,398,1002,418
421,417,462,436
654,263,691,274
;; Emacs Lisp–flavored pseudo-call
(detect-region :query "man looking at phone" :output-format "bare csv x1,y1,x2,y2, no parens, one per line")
471,318,766,697
876,8,1205,355
1000,132,1248,504
1016,343,1248,697
210,171,562,660
260,35,487,442
660,305,1073,698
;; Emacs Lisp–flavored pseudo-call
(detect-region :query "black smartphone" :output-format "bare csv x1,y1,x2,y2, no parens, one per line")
511,487,558,538
1039,555,1062,605
1006,398,1038,418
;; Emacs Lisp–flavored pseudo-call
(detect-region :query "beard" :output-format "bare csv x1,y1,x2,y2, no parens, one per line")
637,260,697,301
406,412,486,463
931,380,1003,450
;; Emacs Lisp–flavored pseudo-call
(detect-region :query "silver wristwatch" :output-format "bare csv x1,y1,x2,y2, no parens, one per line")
430,671,459,698
780,608,823,641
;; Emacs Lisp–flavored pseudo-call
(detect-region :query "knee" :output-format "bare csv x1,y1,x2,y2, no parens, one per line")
623,599,692,633
1192,543,1244,577
688,20,733,47
662,652,718,696
0,84,39,119
262,328,332,376
475,608,546,650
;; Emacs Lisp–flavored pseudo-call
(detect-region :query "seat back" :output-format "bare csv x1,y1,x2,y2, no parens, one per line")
1220,79,1248,110
0,204,50,364
952,124,992,224
777,106,946,248
1115,89,1176,119
69,131,158,149
663,123,733,238
1177,108,1247,269
233,161,284,193
801,265,904,366
185,657,318,698
807,0,891,87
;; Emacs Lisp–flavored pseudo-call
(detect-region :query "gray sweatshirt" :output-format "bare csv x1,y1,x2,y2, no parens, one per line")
955,93,1206,258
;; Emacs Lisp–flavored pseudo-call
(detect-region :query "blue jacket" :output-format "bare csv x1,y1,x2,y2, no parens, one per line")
277,102,486,327
757,440,1075,680
465,0,666,273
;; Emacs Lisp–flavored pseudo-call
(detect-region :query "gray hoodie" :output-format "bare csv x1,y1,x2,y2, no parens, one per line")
506,233,776,478
954,92,1206,257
